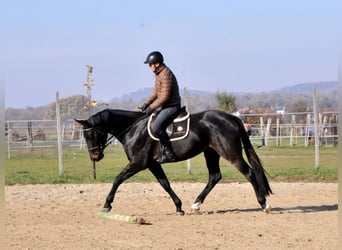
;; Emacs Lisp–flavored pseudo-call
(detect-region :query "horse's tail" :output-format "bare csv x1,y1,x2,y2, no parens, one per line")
238,118,272,196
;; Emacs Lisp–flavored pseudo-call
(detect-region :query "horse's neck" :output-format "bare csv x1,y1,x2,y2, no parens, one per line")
105,109,144,137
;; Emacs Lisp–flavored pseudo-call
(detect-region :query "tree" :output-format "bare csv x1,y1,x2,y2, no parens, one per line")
216,90,236,113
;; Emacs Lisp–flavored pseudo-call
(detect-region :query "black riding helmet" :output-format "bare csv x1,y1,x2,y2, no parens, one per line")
144,51,164,64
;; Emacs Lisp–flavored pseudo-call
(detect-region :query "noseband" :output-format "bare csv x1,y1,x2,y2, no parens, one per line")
83,127,114,153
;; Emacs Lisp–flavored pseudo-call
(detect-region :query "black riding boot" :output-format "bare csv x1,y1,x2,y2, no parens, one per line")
157,132,176,163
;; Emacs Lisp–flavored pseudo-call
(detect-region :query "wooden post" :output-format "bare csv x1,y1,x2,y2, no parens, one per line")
56,92,64,176
313,85,319,168
321,116,328,145
71,123,75,140
290,115,295,146
305,114,311,146
27,121,33,150
7,121,11,159
83,65,95,117
276,118,280,146
265,118,271,146
260,117,265,146
332,114,338,146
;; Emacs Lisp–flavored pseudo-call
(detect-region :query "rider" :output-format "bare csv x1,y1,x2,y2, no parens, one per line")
140,51,181,163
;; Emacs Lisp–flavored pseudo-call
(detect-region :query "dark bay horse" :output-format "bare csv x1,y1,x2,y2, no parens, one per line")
76,109,272,215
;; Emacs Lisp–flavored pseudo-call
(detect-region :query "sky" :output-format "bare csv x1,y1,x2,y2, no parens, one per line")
3,1,341,108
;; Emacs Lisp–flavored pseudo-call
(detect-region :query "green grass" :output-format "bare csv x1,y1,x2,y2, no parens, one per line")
258,146,337,182
5,143,338,185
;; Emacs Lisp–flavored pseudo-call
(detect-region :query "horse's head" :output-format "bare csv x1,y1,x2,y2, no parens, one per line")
75,119,108,162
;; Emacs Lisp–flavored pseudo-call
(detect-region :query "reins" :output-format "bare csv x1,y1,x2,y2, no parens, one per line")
84,130,114,152
82,113,148,180
83,128,114,180
84,113,148,151
89,137,113,151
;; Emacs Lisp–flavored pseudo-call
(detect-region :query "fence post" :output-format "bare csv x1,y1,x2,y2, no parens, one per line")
313,85,319,168
260,117,265,146
56,92,64,176
7,121,11,159
321,116,328,145
332,114,338,145
265,118,271,146
305,114,311,146
71,123,75,140
27,121,33,150
276,118,280,146
290,115,295,146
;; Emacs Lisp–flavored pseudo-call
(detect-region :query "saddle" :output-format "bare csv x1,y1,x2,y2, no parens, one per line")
147,106,190,141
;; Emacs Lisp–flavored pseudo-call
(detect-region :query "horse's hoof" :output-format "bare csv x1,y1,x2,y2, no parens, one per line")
191,202,201,212
176,210,185,216
263,204,271,214
101,207,111,213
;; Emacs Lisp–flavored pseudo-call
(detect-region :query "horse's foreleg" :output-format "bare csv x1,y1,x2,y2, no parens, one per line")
102,179,120,212
148,162,184,215
192,148,222,212
103,163,145,212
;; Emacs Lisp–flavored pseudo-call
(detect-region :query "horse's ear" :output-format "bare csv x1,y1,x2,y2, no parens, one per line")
75,119,90,127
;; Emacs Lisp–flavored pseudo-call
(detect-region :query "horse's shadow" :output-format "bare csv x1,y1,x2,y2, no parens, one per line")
191,204,338,215
270,204,338,214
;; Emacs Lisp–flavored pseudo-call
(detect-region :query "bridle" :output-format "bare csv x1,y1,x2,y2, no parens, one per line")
81,113,148,179
83,113,148,154
83,127,114,153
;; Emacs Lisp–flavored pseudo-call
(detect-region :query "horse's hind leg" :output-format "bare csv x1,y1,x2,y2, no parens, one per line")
191,147,222,212
233,158,268,210
148,161,184,215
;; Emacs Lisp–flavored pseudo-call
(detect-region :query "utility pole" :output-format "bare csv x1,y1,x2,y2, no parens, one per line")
83,65,95,116
82,65,98,179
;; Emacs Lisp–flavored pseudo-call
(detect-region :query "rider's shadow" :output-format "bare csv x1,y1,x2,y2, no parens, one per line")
189,204,338,215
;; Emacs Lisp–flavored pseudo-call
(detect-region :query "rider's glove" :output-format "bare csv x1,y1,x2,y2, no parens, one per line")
144,106,153,116
140,103,148,112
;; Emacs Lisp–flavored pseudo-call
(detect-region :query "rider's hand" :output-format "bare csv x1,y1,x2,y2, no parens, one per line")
140,103,148,111
144,106,153,116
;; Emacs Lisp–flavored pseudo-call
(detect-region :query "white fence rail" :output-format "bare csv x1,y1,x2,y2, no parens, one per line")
4,112,338,159
5,120,85,159
241,112,338,147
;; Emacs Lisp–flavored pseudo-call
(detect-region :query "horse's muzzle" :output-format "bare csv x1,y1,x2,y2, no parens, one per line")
90,151,104,162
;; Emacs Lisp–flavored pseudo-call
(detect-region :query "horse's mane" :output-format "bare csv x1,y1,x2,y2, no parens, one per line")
89,109,141,123
88,109,146,136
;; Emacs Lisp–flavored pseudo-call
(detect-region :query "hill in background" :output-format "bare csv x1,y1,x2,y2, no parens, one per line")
111,87,212,102
111,81,337,101
271,81,337,94
5,81,338,121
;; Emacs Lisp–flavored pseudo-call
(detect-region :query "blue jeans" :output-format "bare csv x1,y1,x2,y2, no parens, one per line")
151,104,181,147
